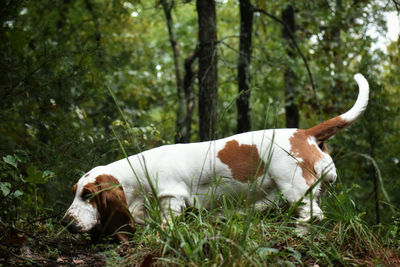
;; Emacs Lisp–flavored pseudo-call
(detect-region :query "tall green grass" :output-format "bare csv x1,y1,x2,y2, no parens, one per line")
108,182,392,266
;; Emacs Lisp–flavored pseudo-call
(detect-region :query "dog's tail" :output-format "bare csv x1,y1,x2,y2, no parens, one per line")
305,73,369,142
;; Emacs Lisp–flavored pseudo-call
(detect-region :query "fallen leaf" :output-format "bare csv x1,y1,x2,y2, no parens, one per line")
73,259,84,264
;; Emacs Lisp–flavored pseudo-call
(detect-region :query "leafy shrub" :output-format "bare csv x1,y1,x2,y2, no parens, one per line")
0,152,54,226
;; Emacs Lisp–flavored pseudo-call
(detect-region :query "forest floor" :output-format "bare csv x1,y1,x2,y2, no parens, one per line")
1,210,400,266
0,220,166,266
0,223,159,266
1,224,107,266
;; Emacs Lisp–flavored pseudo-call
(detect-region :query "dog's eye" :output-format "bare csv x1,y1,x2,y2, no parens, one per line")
81,188,92,201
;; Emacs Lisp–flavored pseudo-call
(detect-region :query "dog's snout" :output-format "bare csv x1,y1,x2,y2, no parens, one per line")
61,214,73,227
61,214,81,234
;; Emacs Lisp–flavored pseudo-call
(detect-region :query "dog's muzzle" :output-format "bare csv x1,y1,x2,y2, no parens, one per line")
61,214,83,234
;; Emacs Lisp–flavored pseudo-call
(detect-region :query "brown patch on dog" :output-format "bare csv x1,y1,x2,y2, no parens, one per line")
72,183,77,195
217,140,265,182
305,116,350,142
289,130,324,186
84,173,89,177
82,175,135,242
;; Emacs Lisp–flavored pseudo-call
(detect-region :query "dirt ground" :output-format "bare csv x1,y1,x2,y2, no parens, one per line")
2,223,399,266
0,224,158,266
1,225,104,266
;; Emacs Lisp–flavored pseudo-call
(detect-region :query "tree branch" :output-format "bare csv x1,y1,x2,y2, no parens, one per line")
393,0,400,13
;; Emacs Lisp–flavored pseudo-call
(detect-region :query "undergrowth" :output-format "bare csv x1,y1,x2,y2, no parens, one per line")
113,184,398,266
3,179,399,266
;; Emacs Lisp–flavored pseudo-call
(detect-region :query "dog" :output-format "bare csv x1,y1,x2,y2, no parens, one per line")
61,74,369,242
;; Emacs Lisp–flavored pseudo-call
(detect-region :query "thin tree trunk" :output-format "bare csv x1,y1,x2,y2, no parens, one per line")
160,0,187,143
84,0,112,134
196,0,218,141
181,47,199,143
281,5,299,128
236,0,253,133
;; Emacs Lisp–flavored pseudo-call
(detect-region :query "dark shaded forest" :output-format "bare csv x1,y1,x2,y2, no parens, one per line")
1,0,399,265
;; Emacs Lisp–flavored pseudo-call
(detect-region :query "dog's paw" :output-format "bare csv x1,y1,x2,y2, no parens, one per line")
297,203,324,222
294,223,310,236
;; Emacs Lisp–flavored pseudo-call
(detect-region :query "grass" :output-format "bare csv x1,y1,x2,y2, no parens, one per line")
5,179,396,266
105,184,396,266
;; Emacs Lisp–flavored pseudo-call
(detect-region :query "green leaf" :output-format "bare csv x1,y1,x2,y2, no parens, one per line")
13,190,23,198
26,166,47,185
3,155,18,169
180,241,192,257
42,170,55,180
0,182,11,196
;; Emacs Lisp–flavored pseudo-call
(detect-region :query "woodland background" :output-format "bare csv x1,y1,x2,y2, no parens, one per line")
1,0,400,265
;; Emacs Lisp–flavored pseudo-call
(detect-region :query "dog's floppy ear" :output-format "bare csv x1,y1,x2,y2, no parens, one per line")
72,183,77,195
94,175,135,242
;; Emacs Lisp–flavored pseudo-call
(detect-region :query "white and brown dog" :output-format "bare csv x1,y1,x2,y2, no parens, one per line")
62,74,369,241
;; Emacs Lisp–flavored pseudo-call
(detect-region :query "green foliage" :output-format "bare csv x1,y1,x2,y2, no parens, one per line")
0,152,55,225
0,0,399,264
113,179,392,266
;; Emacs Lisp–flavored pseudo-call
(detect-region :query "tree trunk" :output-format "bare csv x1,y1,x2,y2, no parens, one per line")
181,47,199,143
236,0,253,133
196,0,218,141
281,5,299,128
161,0,187,143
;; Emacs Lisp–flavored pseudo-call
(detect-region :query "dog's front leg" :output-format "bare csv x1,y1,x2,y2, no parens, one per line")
159,195,187,227
273,174,323,225
293,197,323,235
296,197,323,223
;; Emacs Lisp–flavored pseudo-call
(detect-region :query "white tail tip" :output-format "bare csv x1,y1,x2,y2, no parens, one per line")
341,73,369,122
354,73,368,89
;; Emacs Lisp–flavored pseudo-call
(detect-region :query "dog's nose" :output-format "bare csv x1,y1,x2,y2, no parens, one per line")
61,214,73,227
61,215,81,234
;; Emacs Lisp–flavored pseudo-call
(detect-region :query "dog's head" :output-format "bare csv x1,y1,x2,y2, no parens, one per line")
61,172,135,242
